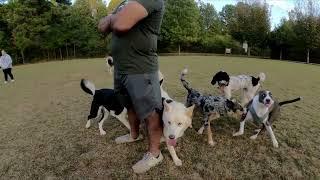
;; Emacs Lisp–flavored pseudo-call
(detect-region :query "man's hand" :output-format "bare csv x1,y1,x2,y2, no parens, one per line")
98,1,148,35
98,14,113,34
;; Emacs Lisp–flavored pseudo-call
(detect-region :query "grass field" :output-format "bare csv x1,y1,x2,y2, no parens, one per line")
0,56,320,179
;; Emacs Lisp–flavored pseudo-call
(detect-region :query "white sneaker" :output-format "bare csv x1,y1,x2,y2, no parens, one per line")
115,134,143,144
11,79,15,82
132,152,163,174
4,81,7,84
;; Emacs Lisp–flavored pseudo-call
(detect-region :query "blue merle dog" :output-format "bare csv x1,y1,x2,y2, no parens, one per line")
180,69,245,146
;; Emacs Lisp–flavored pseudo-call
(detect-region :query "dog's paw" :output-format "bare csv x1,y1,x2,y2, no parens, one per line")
174,158,182,166
233,132,243,137
273,142,279,148
197,127,204,135
209,141,216,146
250,135,258,140
85,121,91,129
100,131,107,135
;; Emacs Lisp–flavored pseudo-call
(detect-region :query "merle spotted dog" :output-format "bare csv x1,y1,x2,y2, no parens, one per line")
180,69,245,146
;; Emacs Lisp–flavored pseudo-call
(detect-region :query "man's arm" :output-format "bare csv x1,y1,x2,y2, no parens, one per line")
98,1,148,34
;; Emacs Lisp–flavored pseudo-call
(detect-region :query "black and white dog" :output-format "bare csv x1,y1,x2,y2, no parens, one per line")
106,56,113,75
233,90,302,148
211,71,266,106
80,79,130,135
81,71,165,135
180,69,245,146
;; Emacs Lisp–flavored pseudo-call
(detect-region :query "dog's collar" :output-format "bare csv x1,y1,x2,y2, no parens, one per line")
248,104,268,124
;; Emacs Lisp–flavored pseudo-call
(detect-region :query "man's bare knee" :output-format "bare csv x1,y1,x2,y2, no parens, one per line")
146,111,162,131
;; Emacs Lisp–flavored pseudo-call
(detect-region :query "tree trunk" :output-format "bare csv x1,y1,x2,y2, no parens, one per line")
65,43,69,59
307,49,310,64
21,50,25,64
73,44,76,58
54,49,57,60
47,50,50,61
247,47,251,56
178,44,181,56
280,48,282,60
59,48,63,60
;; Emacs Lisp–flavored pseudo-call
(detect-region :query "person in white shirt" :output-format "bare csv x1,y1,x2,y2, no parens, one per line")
0,50,15,84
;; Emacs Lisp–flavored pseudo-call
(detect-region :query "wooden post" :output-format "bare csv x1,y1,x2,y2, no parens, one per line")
59,48,63,60
307,49,310,64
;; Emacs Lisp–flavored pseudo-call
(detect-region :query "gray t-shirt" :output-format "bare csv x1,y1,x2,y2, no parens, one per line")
111,0,165,74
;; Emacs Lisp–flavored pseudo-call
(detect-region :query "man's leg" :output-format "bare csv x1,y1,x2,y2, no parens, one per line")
132,110,163,174
145,110,162,156
115,108,143,143
128,108,140,139
114,73,143,144
129,72,163,174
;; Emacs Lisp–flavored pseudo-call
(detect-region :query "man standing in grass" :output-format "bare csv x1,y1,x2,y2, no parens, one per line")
0,50,15,84
98,0,165,174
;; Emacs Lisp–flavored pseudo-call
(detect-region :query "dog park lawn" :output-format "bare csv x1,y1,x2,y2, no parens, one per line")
0,55,320,179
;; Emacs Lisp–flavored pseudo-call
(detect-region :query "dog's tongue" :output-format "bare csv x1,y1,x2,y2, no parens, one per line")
167,139,177,146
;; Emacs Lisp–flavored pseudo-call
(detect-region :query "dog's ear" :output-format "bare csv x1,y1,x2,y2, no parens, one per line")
211,74,217,85
186,104,195,118
159,79,164,86
163,99,172,112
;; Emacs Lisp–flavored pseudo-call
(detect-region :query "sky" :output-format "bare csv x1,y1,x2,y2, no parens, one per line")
206,0,295,29
72,0,296,29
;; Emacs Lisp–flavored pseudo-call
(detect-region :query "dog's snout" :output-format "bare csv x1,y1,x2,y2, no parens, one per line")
266,99,271,103
169,135,175,139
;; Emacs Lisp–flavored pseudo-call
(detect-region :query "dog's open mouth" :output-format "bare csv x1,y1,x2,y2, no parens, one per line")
264,102,271,107
167,139,177,147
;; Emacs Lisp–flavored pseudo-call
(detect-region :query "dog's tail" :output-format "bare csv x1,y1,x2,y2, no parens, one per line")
80,79,96,96
257,72,266,82
106,56,113,66
279,97,302,106
180,68,192,92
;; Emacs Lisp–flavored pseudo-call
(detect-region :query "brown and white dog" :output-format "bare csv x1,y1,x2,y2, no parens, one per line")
233,90,302,148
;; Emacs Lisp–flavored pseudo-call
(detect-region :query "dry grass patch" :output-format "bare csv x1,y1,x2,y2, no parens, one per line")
0,56,319,179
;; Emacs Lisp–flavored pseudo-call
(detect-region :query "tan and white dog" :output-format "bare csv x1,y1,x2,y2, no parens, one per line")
161,88,195,166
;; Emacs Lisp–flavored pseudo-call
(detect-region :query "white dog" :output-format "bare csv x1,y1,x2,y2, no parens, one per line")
211,71,266,106
161,81,195,166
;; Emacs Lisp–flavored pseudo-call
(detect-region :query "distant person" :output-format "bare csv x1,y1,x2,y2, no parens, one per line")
0,50,15,84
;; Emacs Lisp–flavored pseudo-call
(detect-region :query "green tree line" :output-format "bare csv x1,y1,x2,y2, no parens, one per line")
1,0,320,64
